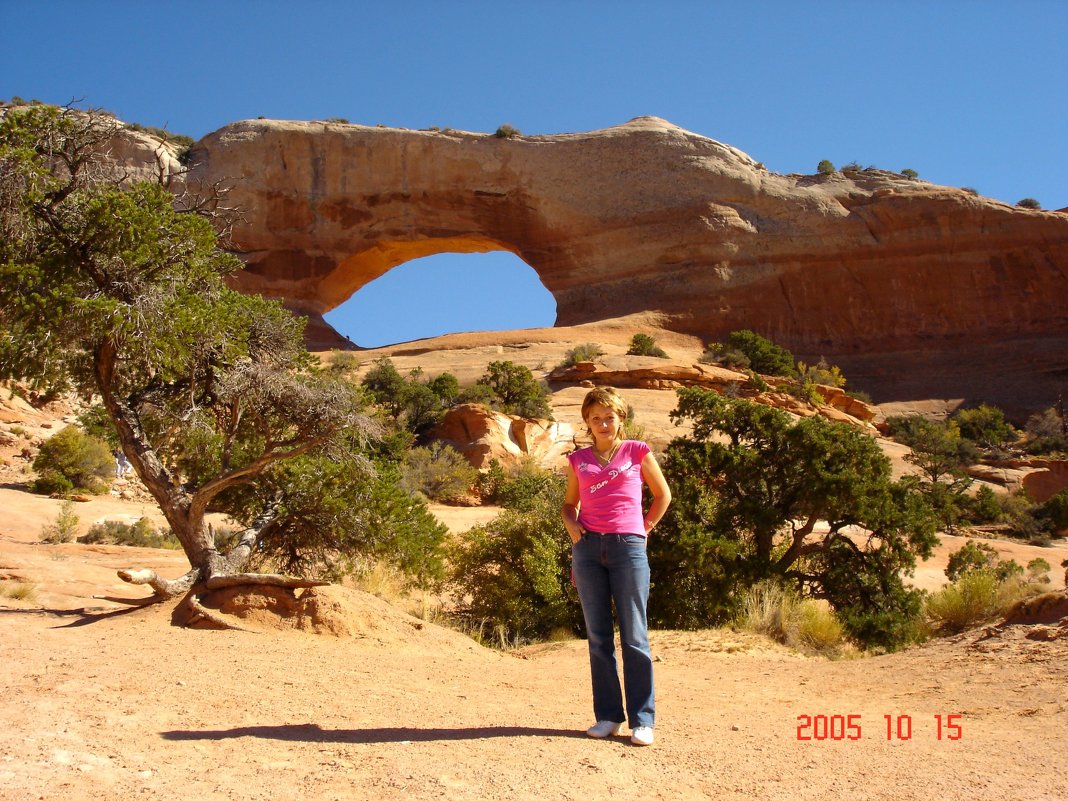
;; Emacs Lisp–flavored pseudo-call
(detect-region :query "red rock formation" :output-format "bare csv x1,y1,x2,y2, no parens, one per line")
548,356,878,430
172,116,1068,410
427,403,576,471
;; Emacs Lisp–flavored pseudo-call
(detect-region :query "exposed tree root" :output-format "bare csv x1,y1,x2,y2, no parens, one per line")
203,574,330,590
120,564,331,628
117,568,198,599
181,593,257,632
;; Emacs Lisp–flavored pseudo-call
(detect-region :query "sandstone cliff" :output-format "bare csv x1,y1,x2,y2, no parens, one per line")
163,116,1066,410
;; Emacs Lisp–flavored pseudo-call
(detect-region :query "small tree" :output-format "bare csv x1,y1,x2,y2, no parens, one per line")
901,168,919,179
32,426,114,495
400,441,479,503
885,415,977,530
626,333,668,358
559,343,605,368
952,404,1017,450
1016,198,1041,210
447,473,579,643
1024,407,1067,454
1,103,383,607
478,361,552,419
816,160,836,175
724,330,796,377
651,389,937,649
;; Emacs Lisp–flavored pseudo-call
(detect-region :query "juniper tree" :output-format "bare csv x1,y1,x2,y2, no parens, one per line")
0,104,386,608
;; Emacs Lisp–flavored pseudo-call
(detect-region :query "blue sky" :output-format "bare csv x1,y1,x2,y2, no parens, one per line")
4,0,1066,347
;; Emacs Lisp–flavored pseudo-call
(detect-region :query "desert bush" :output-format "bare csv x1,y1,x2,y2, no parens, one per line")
361,358,462,433
31,426,113,495
447,472,578,644
75,405,118,449
494,124,521,139
400,442,478,503
738,581,848,657
0,581,38,601
626,333,668,358
651,389,935,650
926,570,1043,634
1016,198,1041,210
723,330,796,377
1024,407,1067,454
558,343,605,368
926,570,1002,632
699,343,750,370
797,358,846,389
901,168,919,179
476,361,552,419
966,485,1003,525
952,404,1017,450
1026,558,1052,584
80,517,180,549
1037,490,1068,533
945,540,1019,582
478,459,560,510
40,500,79,544
241,455,448,588
328,350,360,373
816,160,836,175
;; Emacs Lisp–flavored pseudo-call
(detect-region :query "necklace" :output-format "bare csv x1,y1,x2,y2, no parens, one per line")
594,440,620,465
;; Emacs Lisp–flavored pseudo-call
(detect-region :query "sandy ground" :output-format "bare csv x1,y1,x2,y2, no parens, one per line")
2,486,1067,801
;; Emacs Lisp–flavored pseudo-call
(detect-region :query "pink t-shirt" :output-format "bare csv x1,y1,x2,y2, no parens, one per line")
567,440,651,536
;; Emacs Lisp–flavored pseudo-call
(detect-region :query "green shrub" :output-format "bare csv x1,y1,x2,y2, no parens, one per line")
967,485,1003,524
1024,408,1067,454
816,160,836,175
246,456,448,588
723,330,796,377
479,459,560,510
400,442,479,503
361,358,461,433
626,333,668,358
75,404,118,448
477,361,552,419
447,473,577,643
738,581,848,657
952,404,1017,450
945,540,1006,581
328,350,360,373
926,570,1002,633
31,426,114,494
40,500,79,543
699,343,750,370
1026,558,1051,584
81,518,180,549
1016,198,1041,210
494,124,521,139
797,358,846,389
901,168,919,179
927,571,1043,634
559,343,605,368
1038,490,1068,532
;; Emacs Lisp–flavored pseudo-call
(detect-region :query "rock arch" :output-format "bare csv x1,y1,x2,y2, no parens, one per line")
180,116,1068,406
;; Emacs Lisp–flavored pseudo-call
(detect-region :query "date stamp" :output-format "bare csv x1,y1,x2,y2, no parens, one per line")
796,714,963,742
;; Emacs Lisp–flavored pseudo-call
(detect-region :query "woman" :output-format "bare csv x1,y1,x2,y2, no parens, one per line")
561,386,671,746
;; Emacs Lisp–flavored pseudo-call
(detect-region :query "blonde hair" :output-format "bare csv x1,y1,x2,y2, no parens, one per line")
580,386,628,442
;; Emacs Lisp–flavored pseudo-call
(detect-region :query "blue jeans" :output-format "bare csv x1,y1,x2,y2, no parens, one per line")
571,533,654,729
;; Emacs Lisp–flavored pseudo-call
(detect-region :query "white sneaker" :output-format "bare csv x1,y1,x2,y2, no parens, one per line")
586,720,624,738
630,726,654,746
